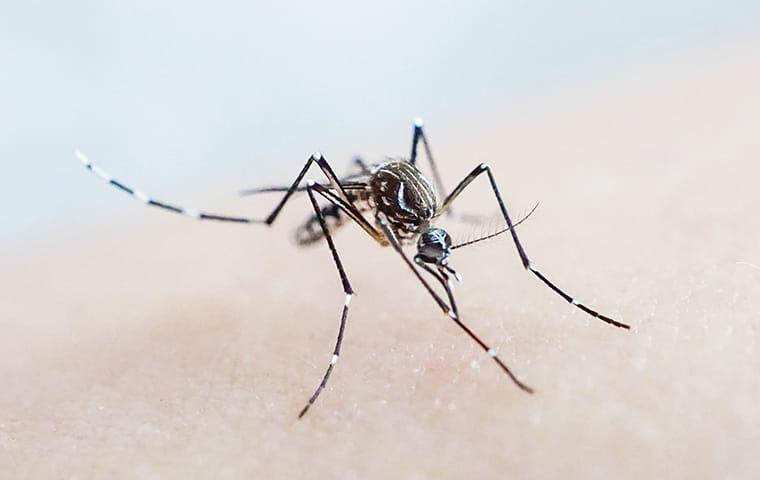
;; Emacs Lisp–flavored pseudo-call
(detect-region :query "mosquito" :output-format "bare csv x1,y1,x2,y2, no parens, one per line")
76,119,629,418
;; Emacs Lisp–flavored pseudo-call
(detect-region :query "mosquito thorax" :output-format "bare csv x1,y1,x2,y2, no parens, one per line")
369,161,438,241
416,227,452,264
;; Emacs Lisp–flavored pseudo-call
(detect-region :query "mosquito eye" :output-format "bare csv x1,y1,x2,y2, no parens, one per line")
419,242,442,258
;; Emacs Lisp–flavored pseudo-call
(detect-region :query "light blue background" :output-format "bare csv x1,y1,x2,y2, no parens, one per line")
2,1,759,249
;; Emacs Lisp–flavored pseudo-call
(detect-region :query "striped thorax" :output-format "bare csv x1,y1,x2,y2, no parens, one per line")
369,161,438,242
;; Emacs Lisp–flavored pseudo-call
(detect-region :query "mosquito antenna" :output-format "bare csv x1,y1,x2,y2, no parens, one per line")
451,202,540,250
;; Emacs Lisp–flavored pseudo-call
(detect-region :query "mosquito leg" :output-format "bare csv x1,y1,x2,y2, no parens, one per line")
240,155,370,197
443,292,534,393
413,256,533,392
409,119,484,222
262,153,356,225
377,216,451,316
297,182,357,419
77,149,358,227
413,258,459,316
76,150,266,224
409,119,448,201
309,183,386,244
238,183,367,197
378,218,532,392
431,266,533,394
441,163,630,329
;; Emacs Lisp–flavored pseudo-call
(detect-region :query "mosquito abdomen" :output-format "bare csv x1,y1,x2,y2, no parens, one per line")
294,204,348,246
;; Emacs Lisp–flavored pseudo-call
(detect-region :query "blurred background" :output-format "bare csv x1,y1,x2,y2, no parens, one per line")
2,0,759,250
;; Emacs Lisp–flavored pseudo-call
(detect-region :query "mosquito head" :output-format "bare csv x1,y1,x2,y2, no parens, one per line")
416,227,463,283
416,227,453,265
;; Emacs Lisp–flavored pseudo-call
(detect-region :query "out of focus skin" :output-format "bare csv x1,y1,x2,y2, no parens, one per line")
2,46,760,479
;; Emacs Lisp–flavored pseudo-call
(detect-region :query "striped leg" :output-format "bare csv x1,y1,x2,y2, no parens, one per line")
263,153,355,226
441,163,630,329
409,119,488,224
78,150,358,228
239,155,370,197
297,181,358,419
76,150,266,223
416,259,533,393
409,118,447,200
376,215,452,316
237,182,367,197
377,217,533,393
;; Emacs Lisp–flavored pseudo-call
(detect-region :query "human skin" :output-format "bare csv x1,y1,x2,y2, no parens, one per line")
1,45,759,479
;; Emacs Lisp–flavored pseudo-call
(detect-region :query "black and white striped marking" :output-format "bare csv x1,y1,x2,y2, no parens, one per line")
444,308,534,394
297,292,353,419
528,262,628,329
76,150,264,224
441,161,629,330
